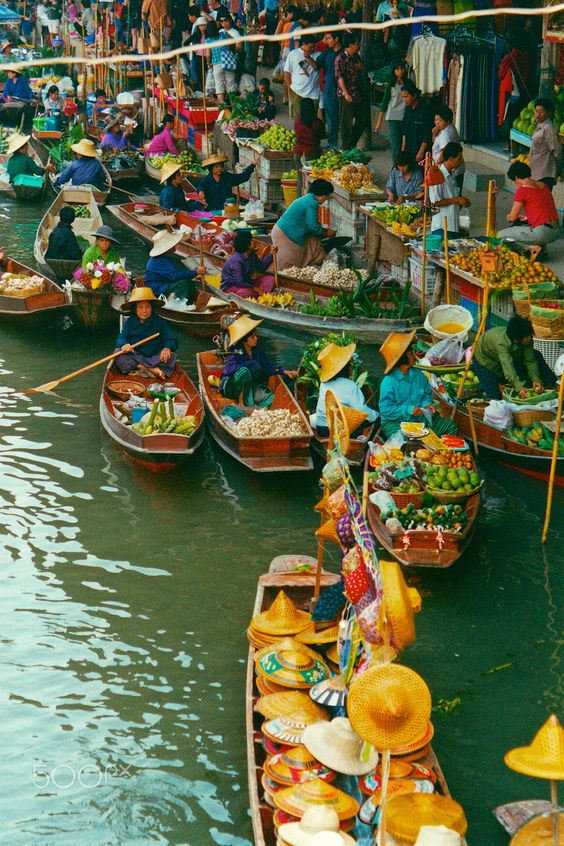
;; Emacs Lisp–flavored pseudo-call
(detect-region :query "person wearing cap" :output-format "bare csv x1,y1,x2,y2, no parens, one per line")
145,230,206,305
220,315,297,406
45,206,83,262
54,138,107,191
159,161,203,213
146,113,180,157
313,342,377,437
114,287,179,381
1,70,34,103
379,331,457,438
5,133,54,183
100,118,138,152
197,153,257,211
81,226,121,269
220,230,275,298
271,178,335,271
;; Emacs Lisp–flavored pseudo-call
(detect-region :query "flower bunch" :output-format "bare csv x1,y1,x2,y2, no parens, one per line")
73,261,132,294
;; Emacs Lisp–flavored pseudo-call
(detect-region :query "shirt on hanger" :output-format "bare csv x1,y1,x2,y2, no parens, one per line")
410,34,446,95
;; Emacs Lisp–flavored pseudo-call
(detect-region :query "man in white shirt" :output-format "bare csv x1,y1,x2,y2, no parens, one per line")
428,141,470,238
283,34,321,118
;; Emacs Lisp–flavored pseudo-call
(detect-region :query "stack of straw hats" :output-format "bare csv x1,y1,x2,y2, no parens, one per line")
302,717,379,777
277,806,357,845
384,794,468,844
273,779,360,826
255,638,329,691
248,591,312,648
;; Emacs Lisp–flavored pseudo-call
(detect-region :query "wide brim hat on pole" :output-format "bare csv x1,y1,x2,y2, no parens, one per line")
273,777,360,822
380,329,417,375
150,229,184,257
71,138,100,158
261,707,329,747
202,152,228,168
227,314,263,347
277,806,357,846
7,132,30,155
509,812,564,846
255,690,328,722
386,794,467,843
380,559,422,651
318,342,356,383
251,590,311,637
159,160,183,183
255,638,329,690
264,744,336,786
121,286,162,311
347,664,432,750
504,715,564,780
302,717,379,776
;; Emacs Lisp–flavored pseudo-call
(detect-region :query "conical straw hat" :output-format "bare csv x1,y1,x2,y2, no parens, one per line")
264,744,336,786
391,722,434,757
314,490,332,514
414,826,463,846
252,591,311,636
273,778,360,821
255,690,328,721
262,708,328,746
341,406,369,436
277,806,358,845
255,639,329,689
380,560,422,651
310,674,348,709
505,715,564,780
386,794,468,843
302,717,379,776
380,330,417,374
318,343,356,383
7,132,30,155
316,519,341,545
358,760,414,794
510,812,564,846
263,736,292,757
347,664,432,750
296,624,340,645
257,675,287,696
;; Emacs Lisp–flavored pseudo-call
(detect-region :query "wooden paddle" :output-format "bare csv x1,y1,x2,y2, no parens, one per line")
104,182,156,201
26,333,160,394
272,245,279,289
443,217,451,304
541,364,564,544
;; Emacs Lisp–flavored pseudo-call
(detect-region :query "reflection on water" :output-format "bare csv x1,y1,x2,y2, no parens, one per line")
0,194,562,845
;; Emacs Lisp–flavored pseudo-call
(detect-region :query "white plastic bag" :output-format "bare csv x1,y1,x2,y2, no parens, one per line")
424,304,474,342
484,400,513,430
421,336,464,366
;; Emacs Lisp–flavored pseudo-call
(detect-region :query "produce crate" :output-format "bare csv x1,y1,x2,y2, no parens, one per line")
238,142,294,179
460,296,480,330
488,313,510,328
325,196,365,245
533,338,564,370
459,277,482,302
391,262,410,283
258,177,283,204
409,257,440,296
491,289,515,321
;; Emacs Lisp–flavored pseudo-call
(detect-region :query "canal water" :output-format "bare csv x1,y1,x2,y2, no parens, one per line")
0,190,562,846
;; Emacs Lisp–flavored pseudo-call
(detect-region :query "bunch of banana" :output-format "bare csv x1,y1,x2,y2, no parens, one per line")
248,292,295,308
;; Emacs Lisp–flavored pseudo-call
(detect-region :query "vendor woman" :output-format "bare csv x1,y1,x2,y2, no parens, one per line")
5,133,53,182
473,315,554,399
271,178,335,272
159,161,203,213
197,153,257,211
385,152,423,204
100,117,137,151
220,315,297,407
145,230,206,304
498,161,561,250
379,330,458,438
220,230,275,298
82,225,121,269
54,138,107,193
115,286,178,380
313,342,378,437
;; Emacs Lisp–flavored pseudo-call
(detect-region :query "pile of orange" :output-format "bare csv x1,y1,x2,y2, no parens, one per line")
443,451,475,471
451,249,559,291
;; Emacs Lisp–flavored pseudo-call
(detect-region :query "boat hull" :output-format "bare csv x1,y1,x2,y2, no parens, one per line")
0,256,71,327
34,187,103,282
72,290,120,329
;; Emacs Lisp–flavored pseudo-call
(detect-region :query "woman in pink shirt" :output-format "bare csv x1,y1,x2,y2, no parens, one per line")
498,160,561,251
146,114,180,156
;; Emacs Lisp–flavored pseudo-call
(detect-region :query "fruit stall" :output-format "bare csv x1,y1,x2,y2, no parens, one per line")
510,95,564,156
360,202,424,280
233,123,297,207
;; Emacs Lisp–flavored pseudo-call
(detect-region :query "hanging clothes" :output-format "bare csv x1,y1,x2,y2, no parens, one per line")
410,34,447,95
411,0,438,37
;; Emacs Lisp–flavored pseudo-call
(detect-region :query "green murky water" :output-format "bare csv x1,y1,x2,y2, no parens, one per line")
0,189,562,845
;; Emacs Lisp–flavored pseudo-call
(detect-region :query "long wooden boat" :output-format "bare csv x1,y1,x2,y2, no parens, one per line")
436,393,564,486
145,156,204,187
247,562,468,846
197,350,314,471
0,144,47,200
103,154,144,183
49,161,112,206
0,100,27,125
100,362,205,472
33,187,103,282
0,255,72,327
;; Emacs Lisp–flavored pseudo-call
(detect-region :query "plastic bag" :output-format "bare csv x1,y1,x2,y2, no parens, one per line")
205,67,215,97
424,304,474,341
421,336,464,366
484,400,513,430
272,56,285,83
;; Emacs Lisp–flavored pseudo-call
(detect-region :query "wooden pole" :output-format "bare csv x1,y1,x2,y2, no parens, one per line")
420,153,430,317
550,780,560,846
451,287,490,420
467,401,479,455
541,369,564,544
443,217,451,304
201,58,210,157
199,237,206,293
175,55,181,134
486,179,497,238
272,246,279,289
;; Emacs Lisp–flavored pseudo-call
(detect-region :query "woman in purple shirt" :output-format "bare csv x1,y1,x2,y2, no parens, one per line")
100,118,137,151
220,230,275,298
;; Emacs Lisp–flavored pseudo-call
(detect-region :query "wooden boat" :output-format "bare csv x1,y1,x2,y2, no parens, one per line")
436,393,564,486
162,290,239,338
0,255,72,327
145,156,204,187
0,144,47,200
103,154,144,183
247,561,469,846
33,187,103,282
197,350,314,472
0,100,27,125
49,161,112,206
100,362,205,473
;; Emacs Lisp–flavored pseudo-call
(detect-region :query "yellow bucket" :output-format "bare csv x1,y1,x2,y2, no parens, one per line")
281,179,298,206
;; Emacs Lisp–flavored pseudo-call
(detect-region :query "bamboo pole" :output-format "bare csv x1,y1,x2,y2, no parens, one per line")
201,57,210,157
467,401,479,454
443,217,451,304
541,367,564,544
198,237,206,293
486,179,497,238
550,780,560,846
272,246,279,289
451,286,490,420
420,153,430,317
175,55,181,134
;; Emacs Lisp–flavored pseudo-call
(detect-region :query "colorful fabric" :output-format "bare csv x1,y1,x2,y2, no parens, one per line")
220,249,272,291
146,128,179,158
205,36,223,65
220,346,281,394
221,366,275,406
218,27,239,71
334,49,363,101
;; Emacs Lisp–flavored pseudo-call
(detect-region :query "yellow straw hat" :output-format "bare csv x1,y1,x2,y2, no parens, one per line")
257,675,288,696
202,152,229,168
347,664,432,750
277,806,357,846
255,690,328,722
380,330,417,375
262,707,329,746
273,778,360,821
302,717,379,776
296,624,340,645
227,314,263,347
71,138,100,158
315,519,341,545
310,674,348,709
510,812,564,846
7,132,30,155
159,161,183,183
380,560,422,651
318,343,356,383
255,638,329,690
391,722,435,757
264,744,336,786
386,794,468,843
122,286,162,310
252,591,311,636
504,715,564,780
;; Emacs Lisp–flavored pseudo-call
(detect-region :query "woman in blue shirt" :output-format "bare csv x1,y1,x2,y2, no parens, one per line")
145,230,206,305
1,70,34,102
159,161,203,213
114,286,179,380
54,138,107,191
379,331,457,438
314,342,377,437
197,152,256,211
271,178,334,271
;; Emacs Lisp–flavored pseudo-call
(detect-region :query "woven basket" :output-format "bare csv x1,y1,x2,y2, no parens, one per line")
467,399,489,420
389,490,425,509
532,313,564,340
342,406,369,435
512,408,555,427
531,300,564,317
427,482,482,504
106,379,146,401
513,297,530,318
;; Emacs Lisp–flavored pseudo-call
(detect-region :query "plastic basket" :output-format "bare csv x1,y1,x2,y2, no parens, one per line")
409,257,439,294
389,490,424,509
491,290,515,321
281,181,298,206
532,313,564,340
13,174,43,188
533,337,564,370
426,482,482,504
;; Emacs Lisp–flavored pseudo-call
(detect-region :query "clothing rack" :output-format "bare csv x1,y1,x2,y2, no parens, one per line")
446,26,496,49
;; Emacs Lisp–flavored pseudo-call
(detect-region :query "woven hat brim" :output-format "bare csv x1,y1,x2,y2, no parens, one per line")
504,748,564,780
252,613,311,636
264,758,335,786
302,722,379,776
296,624,339,645
255,691,328,721
256,675,288,696
273,780,360,821
391,722,435,756
510,813,564,846
386,794,468,841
